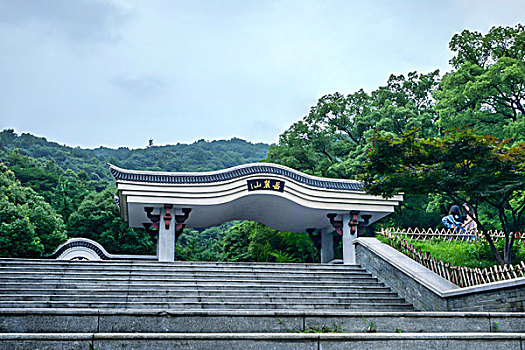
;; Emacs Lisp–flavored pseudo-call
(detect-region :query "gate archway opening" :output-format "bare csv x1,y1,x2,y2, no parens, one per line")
109,163,402,265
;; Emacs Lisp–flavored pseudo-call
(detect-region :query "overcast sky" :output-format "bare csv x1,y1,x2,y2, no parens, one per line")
1,0,524,149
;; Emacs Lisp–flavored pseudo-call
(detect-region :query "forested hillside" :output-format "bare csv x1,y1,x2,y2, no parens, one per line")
0,131,276,258
0,130,268,185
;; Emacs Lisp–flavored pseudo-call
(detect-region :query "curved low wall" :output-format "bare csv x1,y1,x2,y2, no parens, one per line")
50,238,156,261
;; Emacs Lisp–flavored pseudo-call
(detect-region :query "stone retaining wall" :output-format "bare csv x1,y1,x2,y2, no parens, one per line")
355,238,525,312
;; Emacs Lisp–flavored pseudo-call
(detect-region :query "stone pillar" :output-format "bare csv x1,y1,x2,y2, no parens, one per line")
157,206,175,262
342,213,356,265
320,229,334,264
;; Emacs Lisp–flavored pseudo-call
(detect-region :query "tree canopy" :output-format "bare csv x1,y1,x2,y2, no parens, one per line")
435,24,525,140
265,70,441,179
361,128,525,264
0,163,67,258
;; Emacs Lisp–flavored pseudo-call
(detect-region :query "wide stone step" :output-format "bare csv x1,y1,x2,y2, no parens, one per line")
0,293,406,304
0,288,397,298
0,259,410,314
0,259,363,270
0,283,389,293
0,301,413,310
1,309,522,333
0,265,367,274
0,332,522,350
0,271,374,281
0,277,382,287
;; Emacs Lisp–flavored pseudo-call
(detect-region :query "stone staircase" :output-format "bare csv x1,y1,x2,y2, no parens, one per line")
0,258,411,311
0,258,523,349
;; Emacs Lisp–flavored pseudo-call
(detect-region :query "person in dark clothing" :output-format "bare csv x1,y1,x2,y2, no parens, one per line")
442,205,466,233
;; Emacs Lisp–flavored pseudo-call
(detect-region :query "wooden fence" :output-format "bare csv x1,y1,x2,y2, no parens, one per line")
379,227,524,243
380,233,525,288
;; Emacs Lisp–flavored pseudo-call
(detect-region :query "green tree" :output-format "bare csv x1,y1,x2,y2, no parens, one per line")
361,128,525,265
0,149,61,203
51,169,93,223
372,70,440,138
435,24,525,140
0,163,67,257
377,194,444,230
0,130,269,187
244,221,318,263
266,90,376,178
221,223,251,262
220,221,318,263
266,71,440,179
67,188,155,255
177,222,237,261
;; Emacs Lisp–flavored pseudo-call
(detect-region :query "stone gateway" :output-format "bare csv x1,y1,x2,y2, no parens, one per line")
109,163,402,263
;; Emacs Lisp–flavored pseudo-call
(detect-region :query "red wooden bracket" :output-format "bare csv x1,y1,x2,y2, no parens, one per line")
163,208,172,230
350,214,359,235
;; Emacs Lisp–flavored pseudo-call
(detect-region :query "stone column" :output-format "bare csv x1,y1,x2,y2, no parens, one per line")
320,228,334,264
342,213,356,265
157,206,175,262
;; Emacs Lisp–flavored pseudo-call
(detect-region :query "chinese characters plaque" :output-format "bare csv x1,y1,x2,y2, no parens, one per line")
247,179,285,193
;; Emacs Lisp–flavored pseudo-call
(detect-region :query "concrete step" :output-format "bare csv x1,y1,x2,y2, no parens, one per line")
1,309,522,333
0,283,390,292
0,288,397,298
0,264,367,274
1,259,522,348
0,259,410,312
0,293,407,304
0,301,414,310
0,271,375,281
0,259,363,271
0,277,384,287
0,262,369,270
0,332,522,350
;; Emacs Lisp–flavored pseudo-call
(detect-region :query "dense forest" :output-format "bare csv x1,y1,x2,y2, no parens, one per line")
1,24,524,264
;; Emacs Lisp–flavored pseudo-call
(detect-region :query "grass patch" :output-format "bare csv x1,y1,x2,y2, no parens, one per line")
277,318,345,333
300,323,344,333
378,235,525,268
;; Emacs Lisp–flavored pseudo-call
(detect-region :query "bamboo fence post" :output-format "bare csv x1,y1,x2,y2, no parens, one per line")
509,264,518,279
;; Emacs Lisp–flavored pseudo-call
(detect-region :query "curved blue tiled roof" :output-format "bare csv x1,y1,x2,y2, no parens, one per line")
109,164,364,192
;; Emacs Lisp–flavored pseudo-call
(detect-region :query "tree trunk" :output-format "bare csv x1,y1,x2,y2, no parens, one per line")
499,207,513,265
475,217,505,265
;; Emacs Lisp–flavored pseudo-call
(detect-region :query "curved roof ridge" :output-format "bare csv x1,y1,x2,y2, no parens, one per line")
50,238,156,260
108,163,364,192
